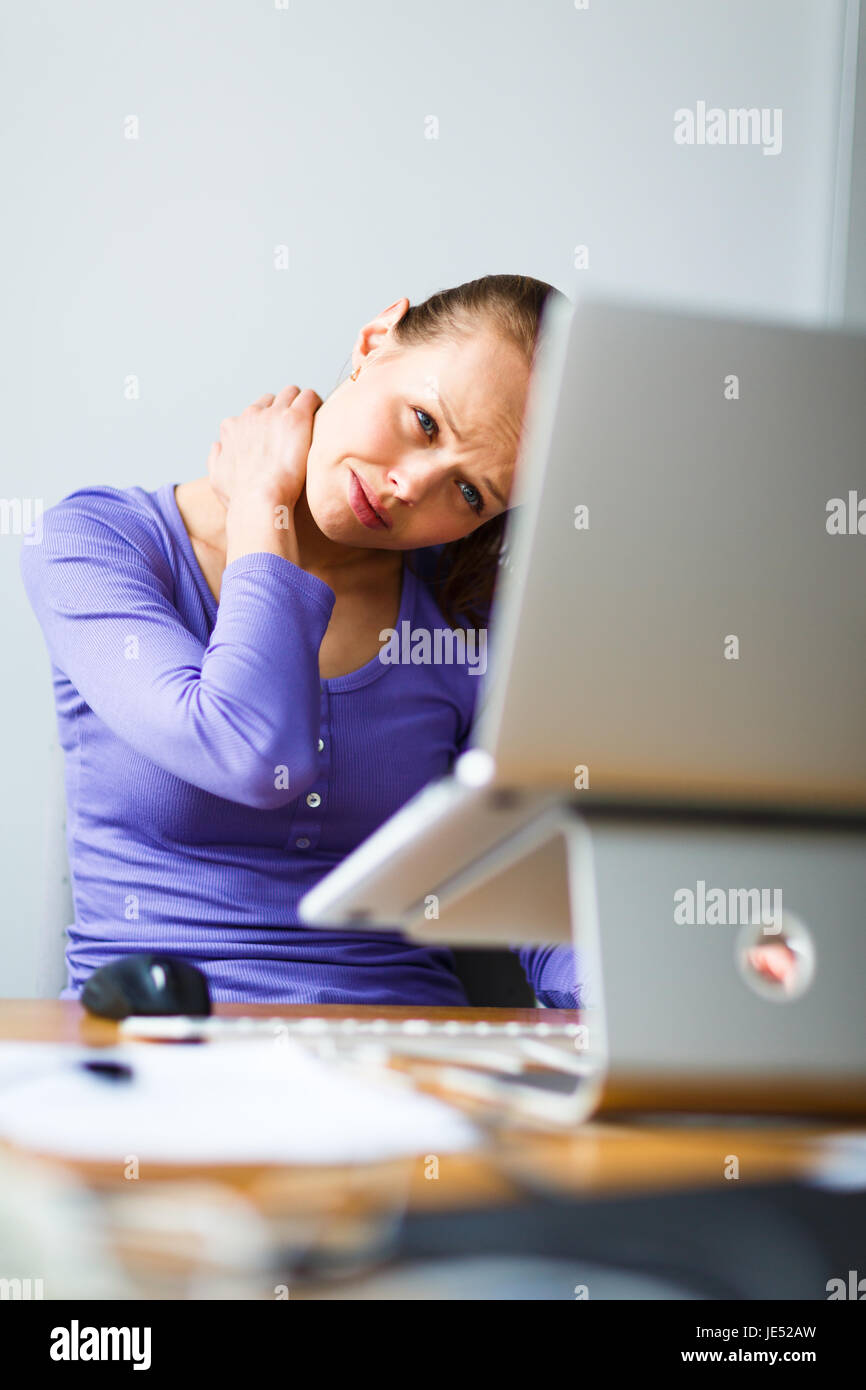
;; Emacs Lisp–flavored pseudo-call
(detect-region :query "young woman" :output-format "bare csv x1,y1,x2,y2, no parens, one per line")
22,274,580,1006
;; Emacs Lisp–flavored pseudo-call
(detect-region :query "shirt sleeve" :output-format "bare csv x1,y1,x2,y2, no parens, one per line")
512,942,584,1010
19,487,336,809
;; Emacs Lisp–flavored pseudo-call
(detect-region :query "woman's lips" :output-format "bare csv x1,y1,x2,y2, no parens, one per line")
348,469,391,530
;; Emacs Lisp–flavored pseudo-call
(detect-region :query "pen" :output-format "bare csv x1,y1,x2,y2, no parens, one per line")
79,1059,134,1082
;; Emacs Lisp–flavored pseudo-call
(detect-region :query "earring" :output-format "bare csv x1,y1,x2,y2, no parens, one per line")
350,366,360,381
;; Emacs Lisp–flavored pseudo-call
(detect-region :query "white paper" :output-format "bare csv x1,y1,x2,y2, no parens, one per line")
0,1040,480,1165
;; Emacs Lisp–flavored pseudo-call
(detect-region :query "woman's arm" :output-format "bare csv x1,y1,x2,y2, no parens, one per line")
20,486,335,809
511,942,583,1009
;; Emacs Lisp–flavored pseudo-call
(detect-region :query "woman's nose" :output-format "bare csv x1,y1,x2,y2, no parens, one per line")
387,459,440,507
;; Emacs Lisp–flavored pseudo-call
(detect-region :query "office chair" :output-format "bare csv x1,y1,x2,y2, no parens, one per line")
36,736,73,998
448,948,538,1007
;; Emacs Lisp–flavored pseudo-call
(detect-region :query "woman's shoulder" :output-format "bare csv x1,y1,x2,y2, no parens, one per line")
23,483,176,579
43,482,162,525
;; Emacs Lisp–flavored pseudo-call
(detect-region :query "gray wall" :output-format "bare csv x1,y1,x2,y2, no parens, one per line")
1,0,860,994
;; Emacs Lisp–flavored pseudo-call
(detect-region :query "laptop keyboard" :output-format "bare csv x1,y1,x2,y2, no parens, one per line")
120,1015,583,1042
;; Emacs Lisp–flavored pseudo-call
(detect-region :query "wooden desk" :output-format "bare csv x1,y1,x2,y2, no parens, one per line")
0,999,852,1197
0,1001,860,1297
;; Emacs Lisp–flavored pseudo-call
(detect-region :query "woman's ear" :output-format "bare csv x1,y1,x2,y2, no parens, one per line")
351,297,410,371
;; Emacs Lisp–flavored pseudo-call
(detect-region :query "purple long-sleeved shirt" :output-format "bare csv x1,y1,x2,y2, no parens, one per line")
20,482,579,1006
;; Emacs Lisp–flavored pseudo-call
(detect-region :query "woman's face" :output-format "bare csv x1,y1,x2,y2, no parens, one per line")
304,312,530,551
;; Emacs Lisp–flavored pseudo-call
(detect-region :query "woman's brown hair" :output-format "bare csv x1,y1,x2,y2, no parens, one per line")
383,274,569,629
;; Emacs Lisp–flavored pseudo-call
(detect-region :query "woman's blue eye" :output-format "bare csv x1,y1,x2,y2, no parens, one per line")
460,482,484,515
414,408,437,438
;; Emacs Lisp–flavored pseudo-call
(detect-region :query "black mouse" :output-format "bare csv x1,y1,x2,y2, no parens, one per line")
81,953,212,1020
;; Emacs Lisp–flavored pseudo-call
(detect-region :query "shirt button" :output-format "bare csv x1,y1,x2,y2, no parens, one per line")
306,792,322,808
317,738,324,752
295,837,311,849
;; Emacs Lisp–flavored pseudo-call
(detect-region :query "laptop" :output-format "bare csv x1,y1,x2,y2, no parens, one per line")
298,288,866,1122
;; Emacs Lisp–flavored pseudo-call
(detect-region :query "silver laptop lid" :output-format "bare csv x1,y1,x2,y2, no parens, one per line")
476,290,866,813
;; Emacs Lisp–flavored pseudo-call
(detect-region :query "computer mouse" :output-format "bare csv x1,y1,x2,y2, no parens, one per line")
81,953,212,1020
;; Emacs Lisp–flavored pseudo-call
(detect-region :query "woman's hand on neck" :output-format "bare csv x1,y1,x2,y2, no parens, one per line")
176,476,400,586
